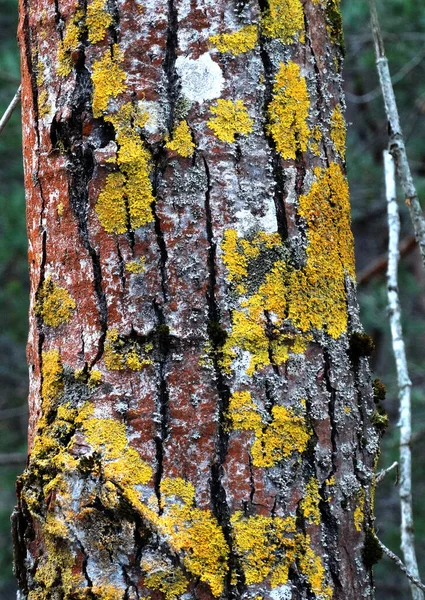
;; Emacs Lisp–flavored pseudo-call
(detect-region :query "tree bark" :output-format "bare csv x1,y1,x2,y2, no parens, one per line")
13,1,381,599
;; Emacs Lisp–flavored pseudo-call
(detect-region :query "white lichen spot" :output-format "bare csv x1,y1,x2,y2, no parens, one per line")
137,100,167,134
270,584,293,600
234,201,278,237
176,52,224,104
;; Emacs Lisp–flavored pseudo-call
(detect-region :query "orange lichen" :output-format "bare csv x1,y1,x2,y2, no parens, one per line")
210,25,258,55
267,61,311,160
228,391,311,467
166,120,195,157
261,0,305,44
231,511,297,586
35,276,76,327
207,99,254,144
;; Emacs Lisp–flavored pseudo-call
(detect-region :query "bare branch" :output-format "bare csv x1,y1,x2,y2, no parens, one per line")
376,461,399,485
385,149,424,600
369,0,425,272
376,536,425,593
0,452,27,466
0,85,21,136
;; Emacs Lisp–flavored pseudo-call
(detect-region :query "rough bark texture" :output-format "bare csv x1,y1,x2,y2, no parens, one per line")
13,1,381,599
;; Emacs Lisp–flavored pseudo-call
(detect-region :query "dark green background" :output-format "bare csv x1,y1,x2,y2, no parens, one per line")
1,0,425,597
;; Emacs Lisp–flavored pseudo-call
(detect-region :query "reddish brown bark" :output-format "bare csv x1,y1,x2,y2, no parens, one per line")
13,1,381,599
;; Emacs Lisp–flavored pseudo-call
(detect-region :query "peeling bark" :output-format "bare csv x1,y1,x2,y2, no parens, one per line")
14,1,380,599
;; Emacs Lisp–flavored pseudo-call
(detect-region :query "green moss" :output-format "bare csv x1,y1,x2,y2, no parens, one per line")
348,332,375,365
207,320,228,348
325,0,345,51
362,530,383,569
373,378,386,403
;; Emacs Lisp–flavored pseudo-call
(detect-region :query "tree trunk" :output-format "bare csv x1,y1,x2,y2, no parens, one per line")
13,1,381,598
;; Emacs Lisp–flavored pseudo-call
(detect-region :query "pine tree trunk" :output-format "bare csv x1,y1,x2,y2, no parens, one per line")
13,1,381,598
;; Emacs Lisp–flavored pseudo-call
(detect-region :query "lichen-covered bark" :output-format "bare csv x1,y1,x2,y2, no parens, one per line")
13,1,380,599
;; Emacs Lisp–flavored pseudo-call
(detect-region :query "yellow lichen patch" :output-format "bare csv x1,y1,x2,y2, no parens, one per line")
166,120,195,157
330,104,346,157
294,163,355,337
228,391,311,467
143,563,189,600
267,61,311,160
91,46,127,117
41,350,64,408
231,511,297,587
96,104,154,233
57,10,84,77
210,24,258,55
126,257,146,274
353,488,365,532
103,328,152,371
300,478,321,525
35,276,76,327
261,0,305,44
88,368,102,388
310,125,323,156
207,99,253,144
297,535,333,599
90,585,125,600
159,477,229,597
86,0,112,44
38,89,50,118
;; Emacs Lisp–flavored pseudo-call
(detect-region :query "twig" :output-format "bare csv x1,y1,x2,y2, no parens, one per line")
385,149,423,600
0,452,27,466
376,536,425,593
369,0,425,272
357,234,416,285
376,461,399,485
0,85,21,136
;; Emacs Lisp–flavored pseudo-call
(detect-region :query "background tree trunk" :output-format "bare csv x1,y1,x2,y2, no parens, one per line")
13,1,381,598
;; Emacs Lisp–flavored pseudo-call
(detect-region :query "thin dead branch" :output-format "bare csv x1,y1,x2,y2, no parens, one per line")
369,0,425,272
0,85,21,136
376,536,425,593
385,149,423,600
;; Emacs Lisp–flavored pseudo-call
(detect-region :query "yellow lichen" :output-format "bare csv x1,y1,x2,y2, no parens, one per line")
166,120,195,157
330,104,346,157
38,89,50,118
261,0,305,44
267,61,311,160
126,257,146,274
310,125,323,156
57,10,84,77
207,99,253,144
91,46,127,117
210,25,258,55
41,350,64,408
297,535,333,599
159,478,229,597
103,328,152,371
86,0,112,44
228,391,311,467
300,478,321,525
354,488,365,532
88,369,102,388
96,104,154,233
90,585,126,600
231,511,297,587
35,276,76,327
143,563,189,600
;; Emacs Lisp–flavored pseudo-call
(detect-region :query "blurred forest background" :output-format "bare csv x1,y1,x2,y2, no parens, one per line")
1,0,425,597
